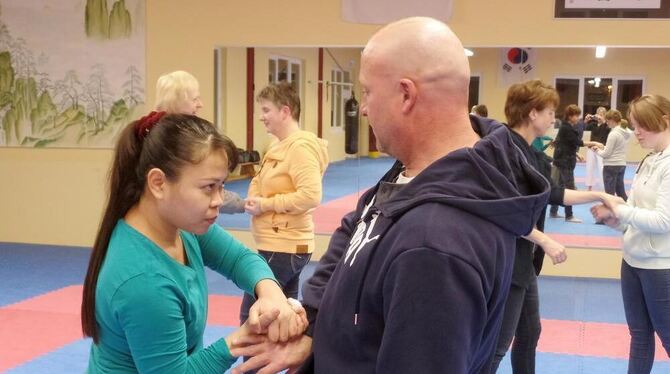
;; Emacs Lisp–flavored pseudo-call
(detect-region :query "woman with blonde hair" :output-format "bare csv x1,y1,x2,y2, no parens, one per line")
155,70,203,115
592,94,670,373
155,70,245,214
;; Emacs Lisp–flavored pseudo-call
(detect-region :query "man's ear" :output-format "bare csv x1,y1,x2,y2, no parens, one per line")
146,168,168,199
399,78,417,114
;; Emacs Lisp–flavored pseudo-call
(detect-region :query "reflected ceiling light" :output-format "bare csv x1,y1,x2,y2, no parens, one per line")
464,48,474,57
594,77,601,88
595,46,607,58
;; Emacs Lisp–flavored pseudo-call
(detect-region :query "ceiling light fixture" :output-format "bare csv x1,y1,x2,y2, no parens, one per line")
595,46,607,58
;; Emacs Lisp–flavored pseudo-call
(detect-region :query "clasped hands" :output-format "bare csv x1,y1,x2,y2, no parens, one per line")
227,295,311,373
591,193,626,228
244,197,263,216
587,141,604,152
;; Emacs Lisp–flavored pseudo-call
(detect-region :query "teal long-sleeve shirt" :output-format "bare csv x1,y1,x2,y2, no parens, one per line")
87,220,276,373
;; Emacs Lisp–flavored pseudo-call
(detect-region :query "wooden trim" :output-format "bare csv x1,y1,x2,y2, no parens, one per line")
317,48,324,138
246,48,255,151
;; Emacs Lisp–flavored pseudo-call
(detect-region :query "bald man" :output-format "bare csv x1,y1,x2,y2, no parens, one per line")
231,17,550,374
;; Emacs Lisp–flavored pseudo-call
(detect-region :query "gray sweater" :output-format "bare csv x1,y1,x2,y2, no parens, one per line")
597,126,633,166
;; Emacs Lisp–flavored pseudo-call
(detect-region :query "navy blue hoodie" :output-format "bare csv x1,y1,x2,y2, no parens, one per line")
301,116,550,373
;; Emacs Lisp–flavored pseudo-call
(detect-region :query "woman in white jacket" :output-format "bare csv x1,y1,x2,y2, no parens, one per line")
592,94,670,374
592,109,633,201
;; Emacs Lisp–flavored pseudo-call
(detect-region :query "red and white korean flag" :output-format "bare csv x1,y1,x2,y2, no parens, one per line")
499,47,537,87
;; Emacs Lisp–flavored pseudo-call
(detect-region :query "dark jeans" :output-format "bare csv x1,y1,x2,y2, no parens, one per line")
603,165,628,201
621,260,670,374
239,250,312,324
491,274,541,373
550,166,575,218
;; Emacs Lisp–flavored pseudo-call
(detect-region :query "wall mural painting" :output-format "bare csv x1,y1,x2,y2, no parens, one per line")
0,0,145,148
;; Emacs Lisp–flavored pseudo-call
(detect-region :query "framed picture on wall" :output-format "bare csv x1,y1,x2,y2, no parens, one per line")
555,0,670,18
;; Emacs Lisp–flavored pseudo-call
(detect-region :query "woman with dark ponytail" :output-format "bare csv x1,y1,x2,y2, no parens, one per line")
82,113,306,373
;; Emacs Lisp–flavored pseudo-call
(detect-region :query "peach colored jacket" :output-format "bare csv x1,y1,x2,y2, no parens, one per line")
248,130,329,254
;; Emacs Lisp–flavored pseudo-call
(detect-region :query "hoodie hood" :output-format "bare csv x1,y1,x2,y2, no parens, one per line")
265,130,329,173
376,116,550,236
614,125,633,140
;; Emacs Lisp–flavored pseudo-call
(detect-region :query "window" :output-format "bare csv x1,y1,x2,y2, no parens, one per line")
554,76,644,119
468,76,480,110
615,79,643,117
583,77,613,115
268,55,304,124
555,78,580,120
330,69,352,128
268,55,302,97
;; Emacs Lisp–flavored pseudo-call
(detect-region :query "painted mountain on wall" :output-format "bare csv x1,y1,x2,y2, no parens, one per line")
86,0,132,39
0,0,145,148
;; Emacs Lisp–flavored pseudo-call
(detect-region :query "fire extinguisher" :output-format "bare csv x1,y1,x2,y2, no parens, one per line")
344,92,359,155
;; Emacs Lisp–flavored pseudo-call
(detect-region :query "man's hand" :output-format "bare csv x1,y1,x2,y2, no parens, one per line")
230,335,313,374
226,308,280,350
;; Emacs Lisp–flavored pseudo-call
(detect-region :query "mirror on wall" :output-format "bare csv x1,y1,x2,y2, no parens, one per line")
214,45,667,237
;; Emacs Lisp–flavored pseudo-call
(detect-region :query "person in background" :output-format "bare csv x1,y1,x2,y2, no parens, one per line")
592,109,632,202
531,135,553,152
155,70,245,214
472,104,489,117
549,104,602,223
584,106,610,191
591,94,670,374
492,80,621,373
82,113,306,373
240,82,329,332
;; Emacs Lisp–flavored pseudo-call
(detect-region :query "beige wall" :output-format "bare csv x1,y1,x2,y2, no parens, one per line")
0,148,111,246
3,0,670,247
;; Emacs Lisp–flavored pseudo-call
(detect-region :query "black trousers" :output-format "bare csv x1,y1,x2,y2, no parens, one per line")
550,165,575,218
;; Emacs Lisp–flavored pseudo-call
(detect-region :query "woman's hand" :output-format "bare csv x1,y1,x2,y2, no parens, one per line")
590,203,620,227
539,237,567,265
598,193,626,212
245,197,263,216
248,280,308,342
226,308,280,350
